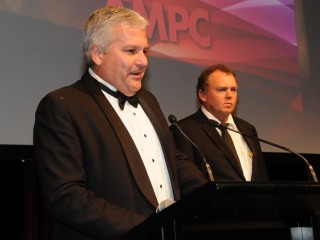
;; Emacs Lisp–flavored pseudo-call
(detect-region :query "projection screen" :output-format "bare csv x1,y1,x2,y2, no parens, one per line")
0,0,319,154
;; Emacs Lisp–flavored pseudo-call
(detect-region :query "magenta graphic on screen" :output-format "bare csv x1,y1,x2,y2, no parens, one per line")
4,0,319,154
108,0,300,111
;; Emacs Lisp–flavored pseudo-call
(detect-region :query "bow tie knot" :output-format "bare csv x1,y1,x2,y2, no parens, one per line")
117,91,139,110
99,82,139,110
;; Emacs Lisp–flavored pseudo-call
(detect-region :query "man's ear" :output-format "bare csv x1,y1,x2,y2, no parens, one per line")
198,89,206,103
91,45,104,65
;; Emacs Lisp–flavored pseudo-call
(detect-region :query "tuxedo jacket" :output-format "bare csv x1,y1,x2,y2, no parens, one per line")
171,109,269,181
33,71,207,240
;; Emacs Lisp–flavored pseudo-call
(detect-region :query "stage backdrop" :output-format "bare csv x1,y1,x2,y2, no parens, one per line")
0,0,319,154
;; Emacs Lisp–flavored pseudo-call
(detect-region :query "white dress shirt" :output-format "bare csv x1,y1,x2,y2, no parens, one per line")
89,68,174,203
201,106,253,181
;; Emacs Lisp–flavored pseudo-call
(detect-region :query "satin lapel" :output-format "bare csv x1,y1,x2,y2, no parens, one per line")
82,74,158,207
138,96,179,199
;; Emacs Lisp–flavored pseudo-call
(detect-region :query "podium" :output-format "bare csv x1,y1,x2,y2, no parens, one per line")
119,182,320,240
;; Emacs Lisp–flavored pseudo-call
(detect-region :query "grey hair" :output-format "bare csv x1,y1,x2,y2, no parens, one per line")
82,6,149,67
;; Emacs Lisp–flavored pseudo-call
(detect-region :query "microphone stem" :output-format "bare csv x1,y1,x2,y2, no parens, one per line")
225,127,319,182
172,122,215,182
285,148,319,182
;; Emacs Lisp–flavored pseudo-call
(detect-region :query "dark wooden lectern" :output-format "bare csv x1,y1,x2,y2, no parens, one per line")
119,182,320,240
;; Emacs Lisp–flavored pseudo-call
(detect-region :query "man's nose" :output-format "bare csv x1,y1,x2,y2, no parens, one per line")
136,52,148,68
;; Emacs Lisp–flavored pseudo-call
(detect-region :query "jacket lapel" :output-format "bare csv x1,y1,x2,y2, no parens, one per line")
82,72,158,207
235,121,258,167
196,110,245,179
138,94,180,199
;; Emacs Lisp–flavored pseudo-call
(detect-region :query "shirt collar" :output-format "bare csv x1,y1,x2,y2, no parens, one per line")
201,105,236,129
88,68,117,92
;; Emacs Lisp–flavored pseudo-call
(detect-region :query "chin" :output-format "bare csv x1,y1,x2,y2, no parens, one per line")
132,82,142,91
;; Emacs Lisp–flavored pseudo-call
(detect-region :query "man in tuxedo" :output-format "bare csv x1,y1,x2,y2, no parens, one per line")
33,6,207,240
171,64,269,181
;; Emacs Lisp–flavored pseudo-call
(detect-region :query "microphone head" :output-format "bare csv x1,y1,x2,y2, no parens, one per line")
168,114,177,124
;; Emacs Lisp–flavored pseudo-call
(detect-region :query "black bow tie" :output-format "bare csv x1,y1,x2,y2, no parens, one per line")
98,82,139,110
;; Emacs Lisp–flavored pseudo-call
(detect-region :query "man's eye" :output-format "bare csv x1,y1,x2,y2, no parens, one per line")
217,88,226,92
126,49,136,54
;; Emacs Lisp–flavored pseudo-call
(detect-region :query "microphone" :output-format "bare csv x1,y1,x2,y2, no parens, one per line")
168,114,215,182
208,120,318,182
